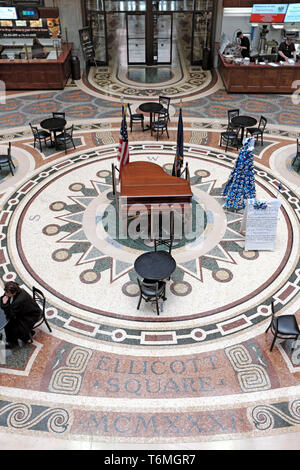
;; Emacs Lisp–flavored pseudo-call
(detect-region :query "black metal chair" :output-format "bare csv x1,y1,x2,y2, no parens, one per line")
292,139,300,173
55,125,76,154
265,301,300,352
246,116,267,145
159,96,171,122
30,123,52,152
127,104,144,132
52,112,66,132
219,124,241,151
27,286,52,343
137,278,167,316
0,142,15,176
151,114,169,141
228,109,239,126
153,211,174,255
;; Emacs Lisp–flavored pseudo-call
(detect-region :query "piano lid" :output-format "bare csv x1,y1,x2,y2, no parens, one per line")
120,161,193,198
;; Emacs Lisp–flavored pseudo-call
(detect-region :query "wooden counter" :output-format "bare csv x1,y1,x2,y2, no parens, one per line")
218,49,300,94
0,43,72,90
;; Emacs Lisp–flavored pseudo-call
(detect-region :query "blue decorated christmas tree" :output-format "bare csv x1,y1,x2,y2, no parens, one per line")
222,137,256,211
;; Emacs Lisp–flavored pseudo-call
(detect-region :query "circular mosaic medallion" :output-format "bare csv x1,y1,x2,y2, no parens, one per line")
0,144,299,350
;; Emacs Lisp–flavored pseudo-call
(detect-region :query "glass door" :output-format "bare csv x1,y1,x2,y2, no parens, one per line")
126,13,146,65
88,10,108,65
153,12,173,64
191,0,214,67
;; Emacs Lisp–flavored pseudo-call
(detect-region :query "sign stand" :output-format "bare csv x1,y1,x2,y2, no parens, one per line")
242,198,282,251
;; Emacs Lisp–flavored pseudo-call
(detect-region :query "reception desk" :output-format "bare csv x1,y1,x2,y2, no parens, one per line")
0,43,72,90
218,49,300,94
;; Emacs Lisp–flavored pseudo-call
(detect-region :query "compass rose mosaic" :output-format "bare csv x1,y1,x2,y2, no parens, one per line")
0,143,299,349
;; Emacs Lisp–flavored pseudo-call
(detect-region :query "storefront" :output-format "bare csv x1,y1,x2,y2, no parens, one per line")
218,2,300,93
0,4,72,89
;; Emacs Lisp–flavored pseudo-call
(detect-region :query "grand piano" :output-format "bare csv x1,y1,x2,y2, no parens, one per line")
116,161,193,234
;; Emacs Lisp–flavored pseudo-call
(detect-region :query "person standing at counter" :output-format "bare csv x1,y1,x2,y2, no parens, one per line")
236,31,250,58
31,37,47,59
278,38,297,62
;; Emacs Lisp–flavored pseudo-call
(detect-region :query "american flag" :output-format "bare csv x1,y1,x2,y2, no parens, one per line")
117,105,129,179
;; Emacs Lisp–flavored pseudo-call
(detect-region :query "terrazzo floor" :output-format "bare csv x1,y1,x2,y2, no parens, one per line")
0,39,299,451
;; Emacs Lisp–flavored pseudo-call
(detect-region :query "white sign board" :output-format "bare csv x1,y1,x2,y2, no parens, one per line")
244,199,282,251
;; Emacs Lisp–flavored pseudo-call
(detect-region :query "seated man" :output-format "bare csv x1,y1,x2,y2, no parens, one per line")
1,281,42,348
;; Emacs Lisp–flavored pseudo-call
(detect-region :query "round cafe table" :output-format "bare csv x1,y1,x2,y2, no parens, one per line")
231,115,257,145
134,251,176,281
40,117,66,147
139,102,163,131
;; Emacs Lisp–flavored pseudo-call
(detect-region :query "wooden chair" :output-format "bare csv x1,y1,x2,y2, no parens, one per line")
246,116,267,145
265,301,300,351
137,278,167,316
30,123,51,152
151,114,169,141
219,124,241,151
127,103,144,132
28,286,52,343
159,96,171,122
0,142,15,176
55,125,76,154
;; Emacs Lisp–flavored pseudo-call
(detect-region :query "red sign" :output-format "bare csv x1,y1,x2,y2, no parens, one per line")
250,12,286,22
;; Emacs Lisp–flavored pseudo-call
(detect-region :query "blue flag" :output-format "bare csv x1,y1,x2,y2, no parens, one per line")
172,107,184,177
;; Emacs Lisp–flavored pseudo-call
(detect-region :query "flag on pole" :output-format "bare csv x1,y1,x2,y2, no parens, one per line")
117,104,129,180
172,107,184,177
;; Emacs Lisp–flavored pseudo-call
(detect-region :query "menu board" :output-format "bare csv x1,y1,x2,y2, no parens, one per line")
250,4,288,23
0,17,61,38
0,7,18,20
79,27,95,63
284,3,300,22
244,199,282,251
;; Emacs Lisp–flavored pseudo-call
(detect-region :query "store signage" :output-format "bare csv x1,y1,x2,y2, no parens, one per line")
250,4,288,23
0,7,18,20
284,3,300,22
0,17,61,39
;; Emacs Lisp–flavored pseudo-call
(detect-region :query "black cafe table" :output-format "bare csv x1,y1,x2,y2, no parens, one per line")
231,115,257,145
139,102,163,131
40,117,66,147
134,251,176,281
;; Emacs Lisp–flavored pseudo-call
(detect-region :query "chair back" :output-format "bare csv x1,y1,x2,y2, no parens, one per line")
270,301,277,327
159,96,170,110
7,142,11,157
154,212,174,253
157,113,168,125
33,286,45,317
53,112,66,119
30,123,39,138
228,109,239,124
138,278,159,295
127,103,132,117
227,123,240,135
259,116,267,131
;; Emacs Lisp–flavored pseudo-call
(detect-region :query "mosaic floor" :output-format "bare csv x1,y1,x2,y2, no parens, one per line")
0,53,300,450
